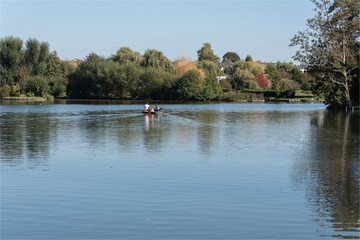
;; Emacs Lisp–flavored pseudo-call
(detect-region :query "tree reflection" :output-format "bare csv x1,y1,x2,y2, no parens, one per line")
1,112,54,168
294,110,359,238
196,110,221,155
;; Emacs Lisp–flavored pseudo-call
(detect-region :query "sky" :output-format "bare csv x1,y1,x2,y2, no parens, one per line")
1,0,315,63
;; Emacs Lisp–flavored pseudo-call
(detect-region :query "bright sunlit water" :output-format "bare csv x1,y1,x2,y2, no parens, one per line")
1,102,359,239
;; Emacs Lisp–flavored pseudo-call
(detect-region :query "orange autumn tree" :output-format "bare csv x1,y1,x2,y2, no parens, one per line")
174,57,206,78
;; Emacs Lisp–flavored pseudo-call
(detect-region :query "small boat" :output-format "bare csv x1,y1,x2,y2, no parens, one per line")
143,108,163,115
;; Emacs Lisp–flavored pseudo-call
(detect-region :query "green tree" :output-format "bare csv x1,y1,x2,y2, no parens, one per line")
25,75,49,96
111,47,143,65
265,64,281,90
118,62,142,98
245,55,253,62
232,69,255,90
233,60,247,72
222,52,240,63
197,43,220,63
142,49,175,73
24,38,50,76
290,0,359,108
0,36,24,86
197,60,219,78
175,70,205,100
68,53,105,98
46,51,62,77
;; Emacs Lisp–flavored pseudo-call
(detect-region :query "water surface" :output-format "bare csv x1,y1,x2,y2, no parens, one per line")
1,102,359,239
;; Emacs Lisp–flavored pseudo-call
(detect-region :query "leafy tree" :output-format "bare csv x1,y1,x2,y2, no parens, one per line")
245,55,253,62
279,78,300,91
222,52,240,63
255,73,269,88
118,62,142,98
111,47,143,65
290,0,359,108
246,61,265,76
138,67,169,99
232,60,247,72
142,49,175,73
175,70,205,100
232,69,255,90
0,36,24,86
200,75,221,100
243,80,259,90
265,64,281,90
24,38,50,76
46,51,62,77
197,43,220,63
197,60,220,78
68,53,105,98
25,75,49,96
173,57,205,78
48,76,68,97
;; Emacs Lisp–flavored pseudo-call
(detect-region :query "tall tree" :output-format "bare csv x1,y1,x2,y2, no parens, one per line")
0,36,24,86
24,38,50,76
173,57,206,78
222,52,240,63
197,43,220,63
111,47,143,65
290,0,359,108
142,49,175,73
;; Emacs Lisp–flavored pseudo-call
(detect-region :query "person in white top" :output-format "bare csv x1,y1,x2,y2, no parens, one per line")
144,103,149,110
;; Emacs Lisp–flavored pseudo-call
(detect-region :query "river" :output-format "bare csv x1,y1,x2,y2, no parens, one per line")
1,101,359,239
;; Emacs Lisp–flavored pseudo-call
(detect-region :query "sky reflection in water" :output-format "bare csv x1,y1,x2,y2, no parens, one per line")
1,102,359,239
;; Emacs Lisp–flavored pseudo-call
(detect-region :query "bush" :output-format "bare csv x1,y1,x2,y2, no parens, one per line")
243,80,259,90
279,78,300,91
25,75,49,97
0,84,11,98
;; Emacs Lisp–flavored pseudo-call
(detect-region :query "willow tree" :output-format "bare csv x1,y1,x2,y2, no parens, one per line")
290,0,359,108
142,49,175,74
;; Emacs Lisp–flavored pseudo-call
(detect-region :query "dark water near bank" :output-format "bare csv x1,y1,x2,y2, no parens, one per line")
1,102,359,239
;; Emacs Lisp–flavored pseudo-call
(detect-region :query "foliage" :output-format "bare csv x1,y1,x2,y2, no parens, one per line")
24,38,50,76
175,70,205,100
265,64,281,90
254,73,269,88
232,69,255,90
142,49,175,74
245,55,253,62
244,80,259,90
46,51,62,77
246,61,265,76
111,47,143,65
279,78,300,91
290,0,360,108
197,60,220,78
232,60,247,72
0,36,24,86
25,75,49,96
173,57,205,78
222,52,240,63
197,43,220,63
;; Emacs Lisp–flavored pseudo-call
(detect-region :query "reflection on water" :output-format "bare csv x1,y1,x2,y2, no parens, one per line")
293,111,359,239
1,102,359,239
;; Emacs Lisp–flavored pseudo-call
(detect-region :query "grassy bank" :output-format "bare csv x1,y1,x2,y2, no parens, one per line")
1,97,48,102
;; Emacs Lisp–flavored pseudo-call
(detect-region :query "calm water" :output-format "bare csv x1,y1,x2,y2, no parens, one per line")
1,102,359,239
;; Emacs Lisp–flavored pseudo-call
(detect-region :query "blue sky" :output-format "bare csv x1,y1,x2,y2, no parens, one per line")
1,0,315,62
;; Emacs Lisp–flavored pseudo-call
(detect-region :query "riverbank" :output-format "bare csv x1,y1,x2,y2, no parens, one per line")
1,97,47,102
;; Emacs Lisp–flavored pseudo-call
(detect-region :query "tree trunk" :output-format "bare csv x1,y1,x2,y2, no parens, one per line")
344,81,352,109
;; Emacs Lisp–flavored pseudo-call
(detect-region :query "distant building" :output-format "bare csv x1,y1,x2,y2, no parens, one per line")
64,58,83,67
71,58,83,66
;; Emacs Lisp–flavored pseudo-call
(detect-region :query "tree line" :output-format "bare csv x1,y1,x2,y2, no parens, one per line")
1,0,358,108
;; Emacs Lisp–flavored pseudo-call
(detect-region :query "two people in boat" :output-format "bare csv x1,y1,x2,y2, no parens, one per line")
144,103,161,112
